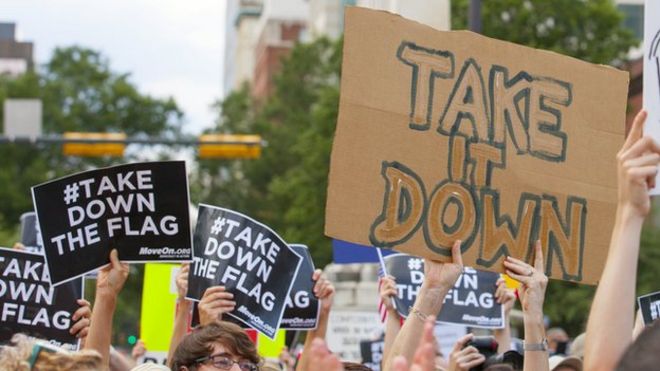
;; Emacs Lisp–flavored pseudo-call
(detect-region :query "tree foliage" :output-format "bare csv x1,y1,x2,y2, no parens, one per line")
203,1,641,334
0,46,183,346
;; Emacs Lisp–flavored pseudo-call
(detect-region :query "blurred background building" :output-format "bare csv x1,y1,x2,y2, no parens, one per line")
222,0,450,98
0,22,33,76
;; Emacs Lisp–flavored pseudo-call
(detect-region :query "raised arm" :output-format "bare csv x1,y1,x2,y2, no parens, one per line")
383,241,464,370
493,276,516,353
167,263,192,364
584,110,659,370
504,240,549,371
380,275,401,364
84,249,129,369
296,269,335,371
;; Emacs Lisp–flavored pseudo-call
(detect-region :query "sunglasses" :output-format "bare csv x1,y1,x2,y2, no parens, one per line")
195,353,258,371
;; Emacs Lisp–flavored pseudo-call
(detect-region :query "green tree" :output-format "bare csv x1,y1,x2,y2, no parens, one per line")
205,0,639,333
0,46,183,347
451,0,640,335
451,0,637,64
195,37,341,266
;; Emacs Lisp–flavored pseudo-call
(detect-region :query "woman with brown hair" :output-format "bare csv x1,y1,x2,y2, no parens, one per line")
169,321,261,371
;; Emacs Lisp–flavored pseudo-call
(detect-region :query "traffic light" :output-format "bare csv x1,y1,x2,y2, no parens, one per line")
198,134,262,159
62,132,126,157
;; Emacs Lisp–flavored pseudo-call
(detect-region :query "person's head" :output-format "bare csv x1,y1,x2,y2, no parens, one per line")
568,333,585,359
549,355,582,371
170,322,260,371
0,334,102,371
342,362,372,370
616,320,660,370
547,328,569,354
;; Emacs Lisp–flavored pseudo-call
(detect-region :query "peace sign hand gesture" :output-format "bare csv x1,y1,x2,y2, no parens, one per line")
503,240,548,320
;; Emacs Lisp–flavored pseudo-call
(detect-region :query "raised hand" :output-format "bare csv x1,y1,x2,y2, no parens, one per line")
70,299,92,340
617,110,660,218
423,240,464,291
379,275,398,311
198,286,236,326
503,240,548,319
96,249,129,298
176,263,190,300
312,269,336,312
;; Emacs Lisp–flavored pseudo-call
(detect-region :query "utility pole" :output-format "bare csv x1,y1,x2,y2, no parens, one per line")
469,0,482,33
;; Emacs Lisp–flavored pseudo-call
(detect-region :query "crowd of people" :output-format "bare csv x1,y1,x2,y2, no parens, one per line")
0,109,658,371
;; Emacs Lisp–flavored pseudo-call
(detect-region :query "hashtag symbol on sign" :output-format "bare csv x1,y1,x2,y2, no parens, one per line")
408,258,423,271
210,217,226,235
63,183,80,205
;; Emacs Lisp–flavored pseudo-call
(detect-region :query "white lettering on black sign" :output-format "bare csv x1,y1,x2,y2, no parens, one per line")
186,204,302,339
0,247,83,350
383,254,504,328
31,161,192,285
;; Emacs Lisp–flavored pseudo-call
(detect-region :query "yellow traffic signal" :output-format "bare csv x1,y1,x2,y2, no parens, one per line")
198,134,261,159
62,132,126,157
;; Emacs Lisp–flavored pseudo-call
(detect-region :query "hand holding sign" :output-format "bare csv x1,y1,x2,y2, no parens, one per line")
175,263,190,300
617,111,660,217
198,286,236,326
379,275,397,312
96,249,129,299
503,241,548,320
423,240,464,292
70,299,92,340
312,269,335,312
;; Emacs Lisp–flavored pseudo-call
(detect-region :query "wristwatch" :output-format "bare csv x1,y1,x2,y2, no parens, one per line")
523,338,548,351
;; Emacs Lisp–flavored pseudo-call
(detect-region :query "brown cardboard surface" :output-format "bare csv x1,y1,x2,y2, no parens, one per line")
325,7,629,284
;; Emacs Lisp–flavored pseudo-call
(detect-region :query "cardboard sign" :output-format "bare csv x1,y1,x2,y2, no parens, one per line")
383,253,504,328
645,0,660,195
325,7,629,284
360,336,384,371
280,244,320,330
638,291,660,326
186,204,303,339
326,310,383,361
31,161,192,285
0,247,83,350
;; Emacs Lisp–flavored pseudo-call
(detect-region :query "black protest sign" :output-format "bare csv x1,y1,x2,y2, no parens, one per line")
20,211,43,253
383,254,504,328
360,337,385,371
281,244,320,330
0,247,83,350
32,161,192,285
186,204,303,339
638,291,660,326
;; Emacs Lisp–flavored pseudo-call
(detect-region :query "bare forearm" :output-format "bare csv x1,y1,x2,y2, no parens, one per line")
584,211,643,370
382,308,401,363
494,315,511,353
85,293,117,369
297,307,331,371
384,285,448,370
523,315,548,371
167,300,192,365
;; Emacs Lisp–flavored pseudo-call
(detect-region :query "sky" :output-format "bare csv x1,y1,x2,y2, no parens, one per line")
0,0,227,134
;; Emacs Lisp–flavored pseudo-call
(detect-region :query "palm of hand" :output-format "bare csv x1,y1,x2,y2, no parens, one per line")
425,261,462,289
97,266,128,295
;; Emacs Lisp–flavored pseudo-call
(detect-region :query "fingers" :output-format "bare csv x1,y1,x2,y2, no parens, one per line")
451,240,463,267
392,356,410,371
69,317,90,336
533,240,544,271
202,286,227,297
620,136,660,162
452,333,474,353
458,352,486,369
201,291,235,304
621,110,647,152
72,301,91,321
109,249,121,269
412,343,435,371
312,268,322,282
